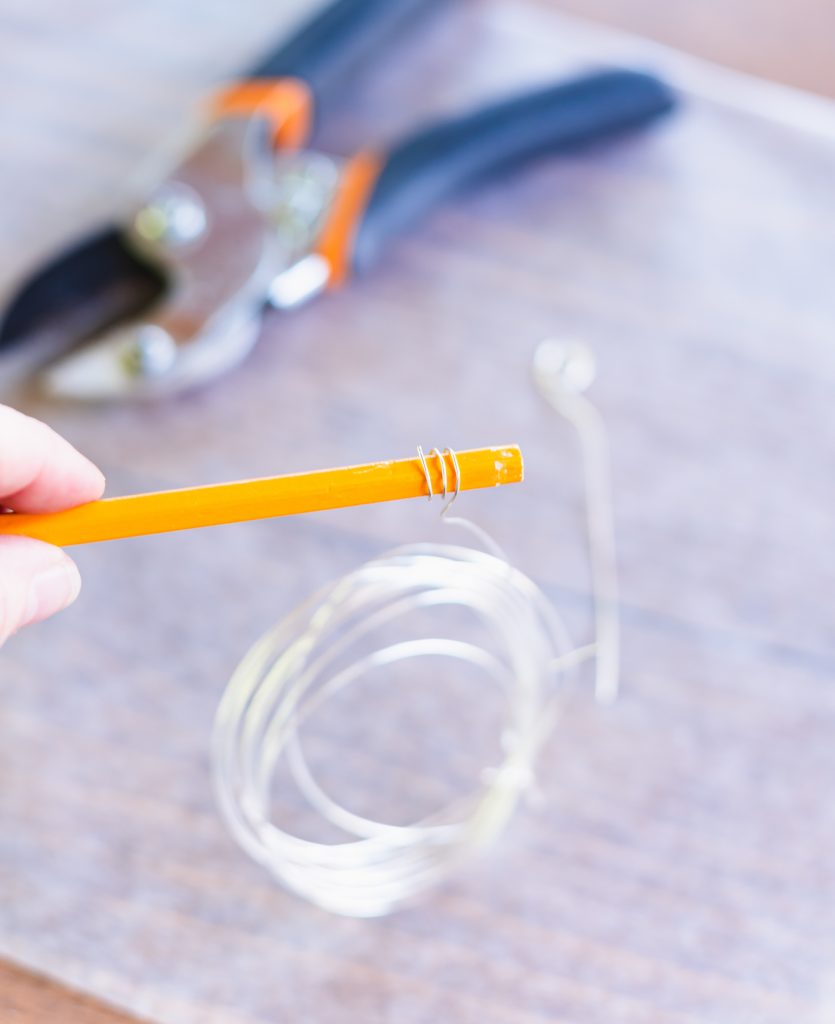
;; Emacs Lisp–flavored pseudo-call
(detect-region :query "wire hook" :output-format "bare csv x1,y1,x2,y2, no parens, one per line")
416,447,461,516
440,448,461,517
416,446,433,501
429,447,448,500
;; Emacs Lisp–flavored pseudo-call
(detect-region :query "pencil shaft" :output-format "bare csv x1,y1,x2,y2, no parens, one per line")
0,446,522,547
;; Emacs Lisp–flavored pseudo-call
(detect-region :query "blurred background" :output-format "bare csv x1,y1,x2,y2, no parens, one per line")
537,0,835,96
1,1,834,1023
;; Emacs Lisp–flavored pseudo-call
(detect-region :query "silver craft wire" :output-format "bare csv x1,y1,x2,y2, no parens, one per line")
430,447,448,500
440,448,461,516
416,445,434,500
416,446,461,516
213,345,619,916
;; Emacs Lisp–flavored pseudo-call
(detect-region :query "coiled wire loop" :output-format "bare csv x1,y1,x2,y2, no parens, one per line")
213,341,618,916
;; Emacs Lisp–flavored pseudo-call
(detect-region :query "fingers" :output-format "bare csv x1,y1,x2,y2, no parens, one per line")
0,406,99,644
0,536,82,646
0,404,105,513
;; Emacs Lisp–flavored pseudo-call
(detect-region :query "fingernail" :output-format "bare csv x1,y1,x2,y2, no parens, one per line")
24,560,82,626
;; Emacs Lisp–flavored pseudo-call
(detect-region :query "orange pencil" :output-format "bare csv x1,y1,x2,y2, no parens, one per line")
0,445,523,548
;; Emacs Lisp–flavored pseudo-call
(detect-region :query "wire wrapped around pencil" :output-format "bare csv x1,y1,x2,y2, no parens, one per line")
212,358,620,917
0,445,522,547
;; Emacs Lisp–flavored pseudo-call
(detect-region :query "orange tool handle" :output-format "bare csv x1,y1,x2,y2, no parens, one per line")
315,70,676,287
0,446,523,548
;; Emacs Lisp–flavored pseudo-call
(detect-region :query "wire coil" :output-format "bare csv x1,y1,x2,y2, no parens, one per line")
212,340,618,916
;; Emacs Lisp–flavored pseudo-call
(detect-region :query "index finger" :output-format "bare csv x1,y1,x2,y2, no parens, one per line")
0,405,105,513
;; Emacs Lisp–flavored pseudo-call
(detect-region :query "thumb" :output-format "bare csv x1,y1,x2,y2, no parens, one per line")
0,536,82,647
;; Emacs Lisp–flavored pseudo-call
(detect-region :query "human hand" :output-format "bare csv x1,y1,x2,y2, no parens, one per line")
0,405,105,647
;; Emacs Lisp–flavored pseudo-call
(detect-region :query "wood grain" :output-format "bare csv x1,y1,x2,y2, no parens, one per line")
536,0,835,98
0,959,145,1024
1,2,835,1024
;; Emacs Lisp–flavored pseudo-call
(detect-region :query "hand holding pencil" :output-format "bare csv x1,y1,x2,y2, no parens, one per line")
0,404,523,645
0,404,105,645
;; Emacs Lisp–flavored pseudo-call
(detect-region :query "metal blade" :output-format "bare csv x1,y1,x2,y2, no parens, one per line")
0,227,165,352
39,305,263,402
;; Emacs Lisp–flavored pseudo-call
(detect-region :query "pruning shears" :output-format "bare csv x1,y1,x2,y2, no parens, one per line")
0,0,675,401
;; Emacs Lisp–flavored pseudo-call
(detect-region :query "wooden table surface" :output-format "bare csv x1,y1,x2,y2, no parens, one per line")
2,2,835,1023
542,0,835,98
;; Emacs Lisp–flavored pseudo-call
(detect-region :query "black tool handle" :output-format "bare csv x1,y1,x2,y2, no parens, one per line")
352,69,676,273
248,0,440,101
